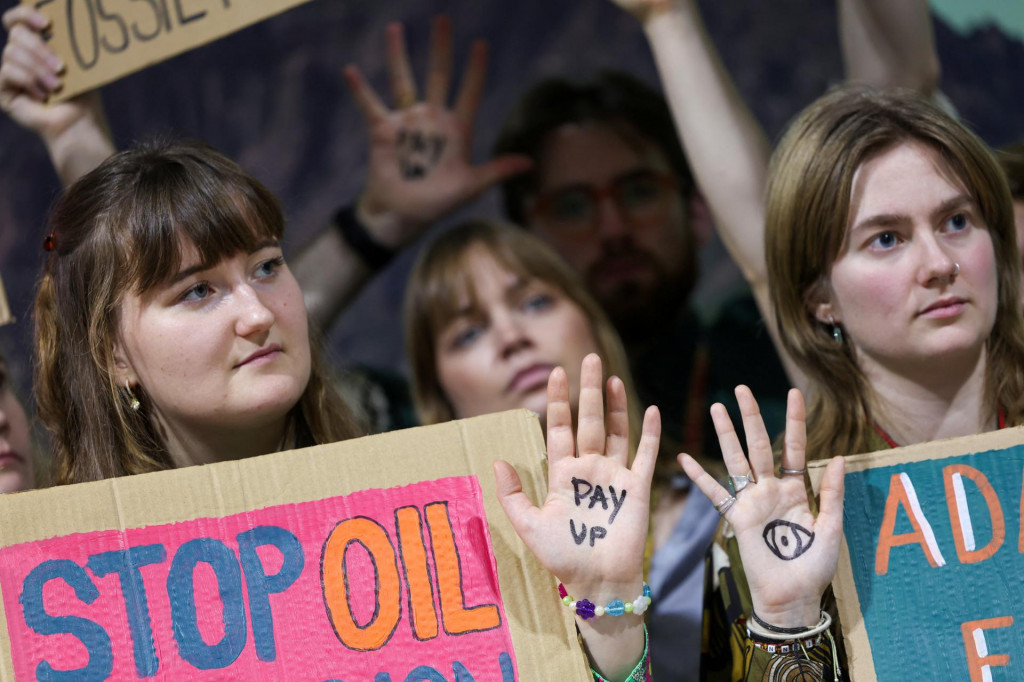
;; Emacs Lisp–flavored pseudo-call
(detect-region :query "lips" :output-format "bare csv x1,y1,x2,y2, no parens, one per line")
506,363,555,394
0,450,25,467
918,297,967,318
235,344,283,368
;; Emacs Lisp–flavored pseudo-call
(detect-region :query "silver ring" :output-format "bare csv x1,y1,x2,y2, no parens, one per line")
729,472,756,494
714,495,737,517
952,262,960,277
779,467,806,476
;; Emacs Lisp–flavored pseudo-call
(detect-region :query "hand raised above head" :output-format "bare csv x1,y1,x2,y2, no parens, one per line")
342,16,532,248
680,386,846,629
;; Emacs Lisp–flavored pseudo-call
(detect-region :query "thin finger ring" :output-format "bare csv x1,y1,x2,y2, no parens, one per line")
779,467,806,476
729,472,756,494
714,495,737,517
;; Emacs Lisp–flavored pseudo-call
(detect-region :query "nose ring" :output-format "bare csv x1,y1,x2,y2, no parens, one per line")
951,263,960,277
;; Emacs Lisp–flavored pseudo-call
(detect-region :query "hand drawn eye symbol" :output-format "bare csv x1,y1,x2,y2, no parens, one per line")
762,520,815,561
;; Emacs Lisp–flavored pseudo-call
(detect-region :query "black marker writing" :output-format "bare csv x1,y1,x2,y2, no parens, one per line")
571,477,627,524
762,520,814,560
396,129,446,179
569,520,607,547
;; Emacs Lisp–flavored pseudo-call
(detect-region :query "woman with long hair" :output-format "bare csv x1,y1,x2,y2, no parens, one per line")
679,86,1023,680
405,219,721,681
32,140,657,681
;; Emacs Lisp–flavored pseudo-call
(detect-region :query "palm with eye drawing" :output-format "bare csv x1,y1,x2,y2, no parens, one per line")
343,16,531,246
494,354,658,603
680,387,846,627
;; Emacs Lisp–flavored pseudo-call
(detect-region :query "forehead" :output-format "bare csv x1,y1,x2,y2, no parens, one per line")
848,141,969,227
535,122,672,191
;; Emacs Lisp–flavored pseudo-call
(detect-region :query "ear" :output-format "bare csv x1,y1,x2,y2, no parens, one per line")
805,278,839,325
111,338,135,386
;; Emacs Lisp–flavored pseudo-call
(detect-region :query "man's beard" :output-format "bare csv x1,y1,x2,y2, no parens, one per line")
593,271,689,344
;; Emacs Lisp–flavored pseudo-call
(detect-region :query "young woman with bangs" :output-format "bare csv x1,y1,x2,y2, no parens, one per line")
33,139,660,682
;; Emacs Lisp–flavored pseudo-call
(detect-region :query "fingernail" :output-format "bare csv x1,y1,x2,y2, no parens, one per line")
47,57,65,73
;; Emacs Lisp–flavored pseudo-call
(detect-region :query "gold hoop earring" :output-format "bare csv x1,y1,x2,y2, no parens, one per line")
125,379,141,411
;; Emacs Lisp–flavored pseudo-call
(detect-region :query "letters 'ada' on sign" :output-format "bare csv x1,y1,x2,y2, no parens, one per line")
809,426,1024,682
0,410,593,681
25,0,315,101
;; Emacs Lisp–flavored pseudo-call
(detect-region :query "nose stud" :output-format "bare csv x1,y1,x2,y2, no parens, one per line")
951,263,960,277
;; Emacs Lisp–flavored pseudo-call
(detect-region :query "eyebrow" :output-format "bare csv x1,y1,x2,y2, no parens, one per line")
448,276,531,318
167,240,281,285
851,194,974,233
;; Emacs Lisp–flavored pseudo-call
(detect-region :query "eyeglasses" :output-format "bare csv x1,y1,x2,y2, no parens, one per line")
528,171,678,237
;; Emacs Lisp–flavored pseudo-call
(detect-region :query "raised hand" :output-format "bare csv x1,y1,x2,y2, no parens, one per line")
1,6,114,185
343,16,532,248
680,386,845,629
605,0,680,23
494,354,657,679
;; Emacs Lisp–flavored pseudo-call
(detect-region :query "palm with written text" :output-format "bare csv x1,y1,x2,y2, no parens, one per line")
681,387,846,627
494,354,658,603
344,17,531,246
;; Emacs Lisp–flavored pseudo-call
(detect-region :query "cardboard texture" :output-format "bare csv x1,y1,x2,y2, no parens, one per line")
25,0,315,101
0,410,593,681
0,274,11,326
809,426,1024,682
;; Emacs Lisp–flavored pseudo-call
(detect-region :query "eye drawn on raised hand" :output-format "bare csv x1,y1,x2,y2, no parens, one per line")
762,519,815,560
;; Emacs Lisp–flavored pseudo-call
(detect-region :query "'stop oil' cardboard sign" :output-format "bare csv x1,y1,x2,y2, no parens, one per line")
24,0,316,101
809,426,1024,682
0,410,593,681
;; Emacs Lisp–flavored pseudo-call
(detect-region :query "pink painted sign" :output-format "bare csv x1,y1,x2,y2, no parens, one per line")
0,476,516,681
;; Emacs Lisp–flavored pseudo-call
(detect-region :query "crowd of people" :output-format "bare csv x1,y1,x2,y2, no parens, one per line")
2,0,1023,680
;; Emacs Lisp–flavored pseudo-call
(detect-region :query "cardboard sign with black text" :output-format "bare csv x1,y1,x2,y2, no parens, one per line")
23,0,315,101
0,410,593,681
809,427,1024,682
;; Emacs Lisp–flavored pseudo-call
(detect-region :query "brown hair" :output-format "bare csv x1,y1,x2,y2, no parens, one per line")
35,139,360,485
404,220,640,437
997,142,1024,200
766,86,1024,458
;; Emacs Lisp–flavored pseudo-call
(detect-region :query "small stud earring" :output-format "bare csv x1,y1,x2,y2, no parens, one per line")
125,379,141,411
828,315,844,345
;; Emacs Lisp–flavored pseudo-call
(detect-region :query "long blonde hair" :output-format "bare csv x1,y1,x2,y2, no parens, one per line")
35,139,360,484
766,86,1024,458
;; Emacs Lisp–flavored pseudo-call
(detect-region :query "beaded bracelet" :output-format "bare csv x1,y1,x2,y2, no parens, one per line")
746,610,832,641
558,582,652,621
746,631,824,655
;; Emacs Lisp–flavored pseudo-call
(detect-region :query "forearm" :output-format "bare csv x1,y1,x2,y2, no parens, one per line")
839,0,940,95
43,94,115,187
641,0,770,289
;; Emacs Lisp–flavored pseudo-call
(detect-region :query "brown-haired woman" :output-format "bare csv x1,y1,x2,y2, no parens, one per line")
679,86,1024,680
0,348,33,493
405,219,721,682
33,140,659,681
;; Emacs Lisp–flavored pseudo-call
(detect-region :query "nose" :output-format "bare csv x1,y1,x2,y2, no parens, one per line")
493,310,532,360
916,233,958,286
234,285,276,337
595,194,630,239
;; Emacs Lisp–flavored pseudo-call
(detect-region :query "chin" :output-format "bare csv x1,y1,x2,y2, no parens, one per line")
0,469,32,495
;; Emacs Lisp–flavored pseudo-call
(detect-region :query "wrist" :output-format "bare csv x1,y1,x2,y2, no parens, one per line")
355,194,424,249
749,601,821,630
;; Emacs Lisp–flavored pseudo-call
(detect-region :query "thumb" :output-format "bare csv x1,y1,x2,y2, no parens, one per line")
493,460,540,543
465,154,533,198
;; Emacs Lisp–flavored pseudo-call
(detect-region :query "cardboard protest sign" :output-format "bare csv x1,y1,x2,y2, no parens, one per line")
24,0,315,101
0,410,593,681
0,273,11,326
809,427,1024,682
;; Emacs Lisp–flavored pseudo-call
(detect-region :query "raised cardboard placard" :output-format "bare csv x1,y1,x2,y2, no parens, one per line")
0,410,593,681
24,0,315,101
809,426,1024,682
0,274,10,326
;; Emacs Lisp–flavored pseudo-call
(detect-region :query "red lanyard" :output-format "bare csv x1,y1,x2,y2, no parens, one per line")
873,405,1007,449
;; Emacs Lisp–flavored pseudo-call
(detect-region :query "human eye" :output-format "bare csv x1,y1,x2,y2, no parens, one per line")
867,231,901,251
254,256,285,279
177,281,213,304
449,322,484,350
522,291,554,313
618,174,662,208
942,212,970,234
547,190,593,223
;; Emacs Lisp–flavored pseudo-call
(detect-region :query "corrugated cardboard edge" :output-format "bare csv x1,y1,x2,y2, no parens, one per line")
0,410,591,681
808,425,1024,682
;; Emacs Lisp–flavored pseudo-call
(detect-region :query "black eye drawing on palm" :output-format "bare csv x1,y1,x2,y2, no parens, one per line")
762,519,814,560
396,129,447,179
